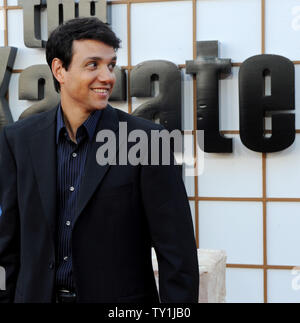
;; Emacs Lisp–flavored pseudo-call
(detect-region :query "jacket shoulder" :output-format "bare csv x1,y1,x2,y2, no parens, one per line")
114,108,164,132
3,108,57,139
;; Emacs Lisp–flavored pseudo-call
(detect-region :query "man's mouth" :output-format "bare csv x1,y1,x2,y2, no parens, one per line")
91,88,109,94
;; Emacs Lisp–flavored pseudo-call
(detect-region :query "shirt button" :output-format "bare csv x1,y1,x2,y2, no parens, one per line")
63,256,68,262
70,186,75,192
72,153,77,158
66,221,71,226
49,262,54,270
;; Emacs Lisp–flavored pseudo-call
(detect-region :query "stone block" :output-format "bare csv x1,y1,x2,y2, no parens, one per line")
152,248,227,303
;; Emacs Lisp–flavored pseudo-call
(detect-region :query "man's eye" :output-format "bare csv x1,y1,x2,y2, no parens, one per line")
87,62,97,68
108,63,116,71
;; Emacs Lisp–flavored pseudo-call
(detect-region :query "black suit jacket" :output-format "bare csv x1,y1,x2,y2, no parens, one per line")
0,105,199,303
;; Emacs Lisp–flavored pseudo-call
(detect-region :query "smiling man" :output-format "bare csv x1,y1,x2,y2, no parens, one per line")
0,17,199,303
51,38,117,142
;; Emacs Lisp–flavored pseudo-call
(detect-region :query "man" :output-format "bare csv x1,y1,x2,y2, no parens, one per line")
0,17,199,303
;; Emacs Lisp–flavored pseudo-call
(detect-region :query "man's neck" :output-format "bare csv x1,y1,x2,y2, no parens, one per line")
60,104,91,144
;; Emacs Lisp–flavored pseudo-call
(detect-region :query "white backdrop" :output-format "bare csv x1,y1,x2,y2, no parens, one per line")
2,0,300,303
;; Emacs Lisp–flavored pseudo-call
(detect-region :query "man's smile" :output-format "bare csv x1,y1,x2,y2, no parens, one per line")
92,89,109,93
90,87,111,98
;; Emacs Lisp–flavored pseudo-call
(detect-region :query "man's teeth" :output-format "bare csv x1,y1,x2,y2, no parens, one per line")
93,89,108,93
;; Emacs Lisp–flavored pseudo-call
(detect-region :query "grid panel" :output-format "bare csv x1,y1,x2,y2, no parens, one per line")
268,269,300,303
197,135,263,198
198,201,263,264
181,69,194,131
0,9,4,46
265,0,300,61
219,66,240,131
1,0,299,303
189,200,196,236
130,1,193,65
110,4,128,66
226,268,264,303
183,133,195,196
267,203,300,266
266,134,300,198
196,0,262,63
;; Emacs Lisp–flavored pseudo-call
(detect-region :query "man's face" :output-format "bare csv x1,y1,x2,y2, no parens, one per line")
59,39,117,113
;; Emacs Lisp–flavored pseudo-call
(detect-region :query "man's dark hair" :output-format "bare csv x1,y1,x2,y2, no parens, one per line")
46,17,121,93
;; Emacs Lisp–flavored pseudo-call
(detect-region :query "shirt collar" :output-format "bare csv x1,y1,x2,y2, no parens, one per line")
56,104,102,144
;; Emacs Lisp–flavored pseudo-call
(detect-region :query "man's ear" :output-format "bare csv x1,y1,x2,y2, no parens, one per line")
51,58,65,86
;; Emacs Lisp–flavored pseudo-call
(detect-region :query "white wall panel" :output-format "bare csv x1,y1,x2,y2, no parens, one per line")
183,134,195,197
267,203,300,266
196,0,261,63
189,201,196,235
199,201,263,264
198,135,262,197
265,0,300,61
131,1,193,65
266,134,300,198
110,4,127,67
219,66,239,131
182,69,194,131
7,10,46,70
226,268,264,303
0,9,4,47
7,0,18,5
184,173,195,197
268,269,300,303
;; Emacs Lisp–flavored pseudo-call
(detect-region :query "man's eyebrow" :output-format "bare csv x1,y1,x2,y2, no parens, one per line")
85,56,117,61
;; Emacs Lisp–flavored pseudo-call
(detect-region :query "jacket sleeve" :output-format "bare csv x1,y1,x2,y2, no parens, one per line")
140,129,199,303
0,128,20,302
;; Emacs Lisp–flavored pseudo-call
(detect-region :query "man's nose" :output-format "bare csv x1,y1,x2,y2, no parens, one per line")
97,65,115,83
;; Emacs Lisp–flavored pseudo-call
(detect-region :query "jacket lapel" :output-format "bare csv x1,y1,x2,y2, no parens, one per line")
75,105,120,224
28,108,57,239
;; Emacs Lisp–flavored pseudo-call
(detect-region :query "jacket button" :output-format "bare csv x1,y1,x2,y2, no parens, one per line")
49,262,54,270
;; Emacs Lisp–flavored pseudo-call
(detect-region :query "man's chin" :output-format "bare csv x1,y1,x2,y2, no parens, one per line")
91,103,109,111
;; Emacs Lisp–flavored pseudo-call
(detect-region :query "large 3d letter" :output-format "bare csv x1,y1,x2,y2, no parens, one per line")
18,0,46,48
47,0,107,36
19,0,107,48
109,66,126,101
18,65,60,119
186,41,232,153
0,47,17,131
130,60,182,131
239,55,295,153
77,0,107,22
